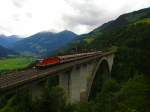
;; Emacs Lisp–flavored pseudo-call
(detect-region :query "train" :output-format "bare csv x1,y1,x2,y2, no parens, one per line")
35,51,102,68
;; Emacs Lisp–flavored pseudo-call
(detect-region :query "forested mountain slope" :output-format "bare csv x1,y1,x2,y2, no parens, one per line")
11,30,77,56
0,45,17,57
66,7,150,112
0,35,21,48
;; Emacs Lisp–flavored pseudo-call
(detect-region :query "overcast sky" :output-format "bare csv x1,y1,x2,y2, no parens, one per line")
0,0,149,36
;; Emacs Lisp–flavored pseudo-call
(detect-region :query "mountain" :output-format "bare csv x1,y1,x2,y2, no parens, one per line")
69,7,150,75
11,30,77,56
69,7,150,50
66,7,150,112
0,45,17,57
0,35,22,48
92,7,150,33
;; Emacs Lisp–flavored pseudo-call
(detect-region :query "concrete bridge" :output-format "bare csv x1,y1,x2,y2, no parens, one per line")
0,51,115,102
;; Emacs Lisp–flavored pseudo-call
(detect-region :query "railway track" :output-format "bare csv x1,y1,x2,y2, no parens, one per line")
0,51,114,92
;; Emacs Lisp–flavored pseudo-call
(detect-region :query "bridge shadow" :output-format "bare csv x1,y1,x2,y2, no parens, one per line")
89,60,110,100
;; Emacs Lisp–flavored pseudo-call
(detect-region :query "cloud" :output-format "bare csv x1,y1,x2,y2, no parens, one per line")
25,13,32,18
0,0,149,36
63,0,150,33
63,5,106,26
11,0,27,8
62,0,110,33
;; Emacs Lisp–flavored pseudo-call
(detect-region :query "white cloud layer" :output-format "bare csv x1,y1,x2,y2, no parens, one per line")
0,0,149,36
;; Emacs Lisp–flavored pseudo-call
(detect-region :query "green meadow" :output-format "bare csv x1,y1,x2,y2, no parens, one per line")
0,57,35,74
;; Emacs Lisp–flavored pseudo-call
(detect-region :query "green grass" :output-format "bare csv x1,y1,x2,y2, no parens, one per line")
134,18,150,25
0,57,35,72
0,96,15,112
84,38,94,44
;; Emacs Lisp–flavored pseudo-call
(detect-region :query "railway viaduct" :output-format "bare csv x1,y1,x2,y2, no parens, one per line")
0,51,115,103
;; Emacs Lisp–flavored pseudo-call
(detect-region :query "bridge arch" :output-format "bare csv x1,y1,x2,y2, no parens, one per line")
87,57,113,99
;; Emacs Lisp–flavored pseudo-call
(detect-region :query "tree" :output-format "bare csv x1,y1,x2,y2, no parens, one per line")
33,86,67,112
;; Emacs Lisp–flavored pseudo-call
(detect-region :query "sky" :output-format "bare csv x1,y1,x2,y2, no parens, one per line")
0,0,149,36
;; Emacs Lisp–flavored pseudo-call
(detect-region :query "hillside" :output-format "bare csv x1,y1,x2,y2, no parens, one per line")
69,7,150,50
0,45,17,57
0,35,21,48
11,30,77,56
92,7,150,33
66,7,150,112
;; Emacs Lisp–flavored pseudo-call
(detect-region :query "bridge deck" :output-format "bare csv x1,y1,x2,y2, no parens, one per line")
0,52,113,92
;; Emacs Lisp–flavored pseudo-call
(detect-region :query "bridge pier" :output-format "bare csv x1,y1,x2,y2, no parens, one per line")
79,64,88,101
59,72,71,98
30,80,46,100
59,62,98,102
107,54,115,72
79,63,97,101
69,66,81,102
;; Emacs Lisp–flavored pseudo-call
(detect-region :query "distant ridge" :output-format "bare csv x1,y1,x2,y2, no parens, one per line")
11,30,78,56
0,45,17,57
0,35,22,48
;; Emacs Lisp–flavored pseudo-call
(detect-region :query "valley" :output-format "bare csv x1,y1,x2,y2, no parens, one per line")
0,57,35,75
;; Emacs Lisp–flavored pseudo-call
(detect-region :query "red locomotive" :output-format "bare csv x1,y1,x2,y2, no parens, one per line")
35,51,102,68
